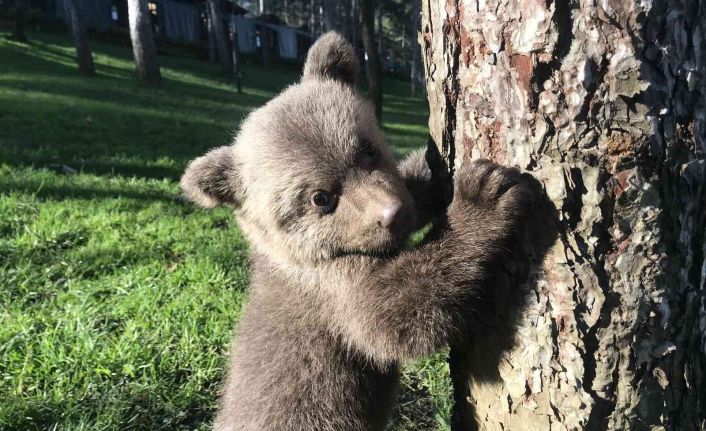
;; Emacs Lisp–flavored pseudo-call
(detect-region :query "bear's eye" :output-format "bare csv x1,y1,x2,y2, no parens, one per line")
359,140,378,166
310,190,336,213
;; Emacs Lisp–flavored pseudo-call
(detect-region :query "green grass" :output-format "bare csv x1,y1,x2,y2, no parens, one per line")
0,29,450,431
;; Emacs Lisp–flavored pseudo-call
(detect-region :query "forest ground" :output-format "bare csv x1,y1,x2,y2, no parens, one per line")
0,29,452,430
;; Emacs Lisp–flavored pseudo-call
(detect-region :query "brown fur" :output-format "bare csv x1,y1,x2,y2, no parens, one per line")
302,32,359,87
181,32,531,431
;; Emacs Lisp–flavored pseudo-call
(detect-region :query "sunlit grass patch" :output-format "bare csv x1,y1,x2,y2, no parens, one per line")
0,28,447,431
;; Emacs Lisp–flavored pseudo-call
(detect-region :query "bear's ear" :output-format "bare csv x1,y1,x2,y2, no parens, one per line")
302,31,359,87
181,146,243,208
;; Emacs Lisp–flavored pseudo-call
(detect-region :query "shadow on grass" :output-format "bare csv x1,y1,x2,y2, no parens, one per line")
0,35,294,179
1,31,429,181
0,178,179,201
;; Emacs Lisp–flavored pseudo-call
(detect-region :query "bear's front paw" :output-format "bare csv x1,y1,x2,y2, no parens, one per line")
450,159,533,229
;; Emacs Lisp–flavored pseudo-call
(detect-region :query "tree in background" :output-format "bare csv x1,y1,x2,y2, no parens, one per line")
421,0,706,429
359,0,381,120
375,1,381,59
258,0,272,69
127,0,161,86
207,6,217,63
12,0,28,42
348,0,359,54
230,21,243,93
207,0,234,73
254,0,308,29
321,0,339,33
409,0,420,97
309,0,320,37
63,0,95,75
369,0,425,95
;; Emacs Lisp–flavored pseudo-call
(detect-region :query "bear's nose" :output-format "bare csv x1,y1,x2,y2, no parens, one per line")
378,199,405,229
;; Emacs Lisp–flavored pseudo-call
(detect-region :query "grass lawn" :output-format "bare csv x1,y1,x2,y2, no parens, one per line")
0,29,451,430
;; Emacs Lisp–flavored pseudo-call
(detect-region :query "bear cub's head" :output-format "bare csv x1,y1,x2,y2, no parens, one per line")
181,32,416,265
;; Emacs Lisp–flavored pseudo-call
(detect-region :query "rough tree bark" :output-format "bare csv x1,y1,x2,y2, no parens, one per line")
421,0,706,430
360,0,382,120
63,0,95,76
127,0,161,86
208,0,234,73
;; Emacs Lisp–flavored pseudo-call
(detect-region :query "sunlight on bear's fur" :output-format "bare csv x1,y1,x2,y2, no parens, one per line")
181,31,531,431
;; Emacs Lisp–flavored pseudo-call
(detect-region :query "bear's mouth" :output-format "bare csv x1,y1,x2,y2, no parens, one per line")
332,246,401,260
331,230,409,260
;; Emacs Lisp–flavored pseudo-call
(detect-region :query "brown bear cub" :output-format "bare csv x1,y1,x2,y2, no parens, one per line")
181,32,531,431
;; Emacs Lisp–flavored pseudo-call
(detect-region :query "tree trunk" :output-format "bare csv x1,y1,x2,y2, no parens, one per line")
63,0,95,76
208,0,234,73
350,0,358,51
360,0,382,120
127,0,161,86
421,0,706,430
207,7,217,63
232,27,242,94
260,23,272,68
339,0,351,41
310,0,317,37
410,0,420,97
12,0,28,42
322,0,339,33
376,2,383,59
318,1,325,36
257,0,272,69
